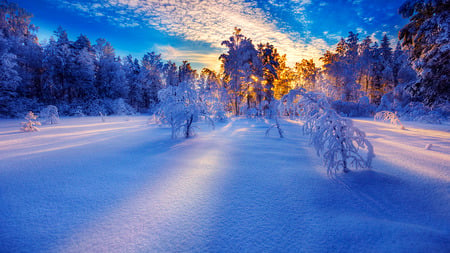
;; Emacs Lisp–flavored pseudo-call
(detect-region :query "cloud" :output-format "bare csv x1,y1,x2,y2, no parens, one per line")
48,0,331,67
155,45,221,71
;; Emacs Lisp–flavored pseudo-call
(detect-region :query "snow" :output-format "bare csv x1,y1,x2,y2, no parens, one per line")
0,116,449,252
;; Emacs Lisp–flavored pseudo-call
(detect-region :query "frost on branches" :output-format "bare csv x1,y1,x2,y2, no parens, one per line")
281,89,375,174
40,105,59,124
20,111,41,132
374,111,406,129
157,81,208,139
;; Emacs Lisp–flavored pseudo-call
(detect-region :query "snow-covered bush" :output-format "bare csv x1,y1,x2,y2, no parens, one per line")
157,81,204,138
40,105,59,124
20,111,41,132
280,89,375,174
374,111,405,129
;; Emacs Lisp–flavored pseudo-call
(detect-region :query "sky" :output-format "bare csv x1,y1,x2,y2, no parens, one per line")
14,0,408,70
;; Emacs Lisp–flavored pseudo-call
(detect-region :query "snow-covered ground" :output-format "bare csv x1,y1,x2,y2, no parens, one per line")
0,116,449,252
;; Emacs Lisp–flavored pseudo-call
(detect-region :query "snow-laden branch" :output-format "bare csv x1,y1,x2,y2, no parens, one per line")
374,111,405,129
280,89,375,174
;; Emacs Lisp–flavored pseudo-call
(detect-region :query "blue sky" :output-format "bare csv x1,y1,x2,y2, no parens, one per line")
15,0,407,70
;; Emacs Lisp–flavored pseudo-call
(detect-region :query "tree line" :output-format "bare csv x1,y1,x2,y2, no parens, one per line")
0,0,448,120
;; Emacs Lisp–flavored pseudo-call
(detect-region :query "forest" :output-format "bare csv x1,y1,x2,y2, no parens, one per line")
0,1,449,251
0,0,448,123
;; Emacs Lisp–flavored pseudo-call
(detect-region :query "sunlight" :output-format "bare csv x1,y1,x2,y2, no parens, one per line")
0,121,147,160
374,138,450,182
56,137,230,252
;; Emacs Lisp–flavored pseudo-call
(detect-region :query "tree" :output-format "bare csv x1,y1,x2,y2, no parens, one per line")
20,111,41,132
280,89,374,174
199,68,227,121
399,0,450,107
220,27,263,115
258,42,280,107
157,80,203,139
0,31,20,117
95,38,127,100
70,35,97,102
273,55,294,100
294,59,318,91
319,34,362,103
123,55,144,111
41,27,74,104
40,105,59,124
0,0,41,105
140,52,164,109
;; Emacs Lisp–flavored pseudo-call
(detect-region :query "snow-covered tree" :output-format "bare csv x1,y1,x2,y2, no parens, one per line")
399,0,450,107
294,59,318,91
140,52,164,109
40,105,59,124
220,27,263,115
273,55,294,100
20,111,41,132
157,81,202,139
95,38,127,100
258,42,280,107
123,55,144,111
280,89,374,174
0,31,20,117
199,68,228,121
163,61,178,88
41,29,72,105
70,35,96,102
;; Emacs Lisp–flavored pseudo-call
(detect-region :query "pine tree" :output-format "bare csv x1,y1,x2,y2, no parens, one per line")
20,111,41,132
399,0,450,107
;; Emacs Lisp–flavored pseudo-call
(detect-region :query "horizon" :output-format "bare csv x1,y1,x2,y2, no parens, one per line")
15,0,407,71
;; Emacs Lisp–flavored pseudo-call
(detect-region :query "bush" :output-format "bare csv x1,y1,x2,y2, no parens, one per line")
374,111,405,129
40,105,59,124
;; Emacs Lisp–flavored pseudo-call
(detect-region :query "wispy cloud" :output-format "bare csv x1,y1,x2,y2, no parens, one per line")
155,45,221,71
48,0,331,67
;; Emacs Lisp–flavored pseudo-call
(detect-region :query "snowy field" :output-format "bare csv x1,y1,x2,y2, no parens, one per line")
0,116,449,252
